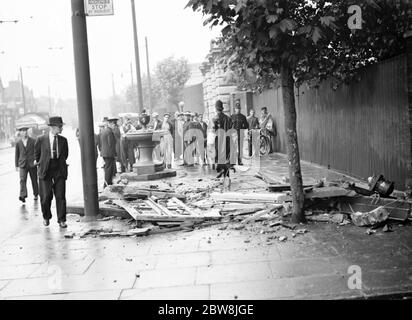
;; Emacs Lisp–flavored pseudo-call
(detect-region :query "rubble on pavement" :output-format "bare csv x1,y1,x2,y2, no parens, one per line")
66,169,411,239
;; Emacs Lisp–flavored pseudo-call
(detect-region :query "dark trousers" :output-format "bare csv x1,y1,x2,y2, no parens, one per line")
103,157,116,186
214,136,231,164
19,166,39,199
236,130,244,164
39,160,66,222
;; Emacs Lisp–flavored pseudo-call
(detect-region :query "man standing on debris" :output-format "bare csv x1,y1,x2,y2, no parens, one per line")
213,100,232,164
15,126,39,203
260,107,276,153
99,117,118,187
247,109,260,157
34,116,68,228
231,100,249,165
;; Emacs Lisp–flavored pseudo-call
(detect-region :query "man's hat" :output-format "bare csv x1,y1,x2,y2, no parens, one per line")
184,111,191,116
163,112,170,117
16,126,29,131
215,100,224,111
108,117,119,123
103,117,109,122
152,112,159,117
48,116,64,127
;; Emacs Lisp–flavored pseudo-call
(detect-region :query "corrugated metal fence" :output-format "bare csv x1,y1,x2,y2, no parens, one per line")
253,54,410,189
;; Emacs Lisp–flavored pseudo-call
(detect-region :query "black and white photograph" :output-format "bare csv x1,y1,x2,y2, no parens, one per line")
0,0,411,305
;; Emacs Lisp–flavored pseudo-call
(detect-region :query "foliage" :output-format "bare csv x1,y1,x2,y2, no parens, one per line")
154,56,191,109
186,0,412,91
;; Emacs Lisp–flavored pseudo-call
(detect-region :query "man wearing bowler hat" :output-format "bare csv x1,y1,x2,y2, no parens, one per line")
34,116,68,228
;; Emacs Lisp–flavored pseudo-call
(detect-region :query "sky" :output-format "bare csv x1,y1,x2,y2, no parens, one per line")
0,0,221,100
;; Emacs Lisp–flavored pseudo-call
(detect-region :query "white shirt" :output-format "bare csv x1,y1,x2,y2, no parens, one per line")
49,132,59,159
21,137,28,148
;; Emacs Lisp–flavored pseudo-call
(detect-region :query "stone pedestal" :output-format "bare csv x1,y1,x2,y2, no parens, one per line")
126,129,177,181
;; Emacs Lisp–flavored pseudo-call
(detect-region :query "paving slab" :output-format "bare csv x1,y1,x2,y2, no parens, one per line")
121,285,210,300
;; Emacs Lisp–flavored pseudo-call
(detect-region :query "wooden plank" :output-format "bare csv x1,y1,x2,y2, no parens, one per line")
210,192,291,203
304,187,357,199
147,197,174,216
144,199,165,216
112,200,141,220
172,197,200,216
241,205,283,224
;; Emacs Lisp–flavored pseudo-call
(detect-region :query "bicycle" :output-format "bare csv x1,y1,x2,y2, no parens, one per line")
244,128,271,159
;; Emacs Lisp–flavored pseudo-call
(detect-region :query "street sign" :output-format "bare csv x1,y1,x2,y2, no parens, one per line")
84,0,114,16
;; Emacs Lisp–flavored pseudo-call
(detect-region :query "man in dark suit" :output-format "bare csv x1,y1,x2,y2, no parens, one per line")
231,101,249,165
99,117,117,187
247,109,260,157
34,116,68,228
15,126,39,203
213,100,232,165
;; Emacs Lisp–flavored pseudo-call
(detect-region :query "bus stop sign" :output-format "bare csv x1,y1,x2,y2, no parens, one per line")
85,0,114,16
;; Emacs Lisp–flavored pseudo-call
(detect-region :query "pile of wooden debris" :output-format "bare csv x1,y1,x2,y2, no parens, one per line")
66,171,411,238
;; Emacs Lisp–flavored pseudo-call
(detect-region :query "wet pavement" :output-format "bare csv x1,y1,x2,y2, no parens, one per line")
0,129,411,300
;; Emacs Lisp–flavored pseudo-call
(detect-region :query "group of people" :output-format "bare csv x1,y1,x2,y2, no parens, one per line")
93,101,277,186
15,116,69,228
13,102,276,228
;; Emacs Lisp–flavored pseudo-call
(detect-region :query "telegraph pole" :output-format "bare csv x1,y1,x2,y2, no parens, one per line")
131,0,144,112
145,36,153,114
71,0,98,218
19,67,26,114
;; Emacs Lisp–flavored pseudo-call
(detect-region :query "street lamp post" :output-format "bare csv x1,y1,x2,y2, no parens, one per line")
19,67,26,114
131,0,144,113
71,0,99,218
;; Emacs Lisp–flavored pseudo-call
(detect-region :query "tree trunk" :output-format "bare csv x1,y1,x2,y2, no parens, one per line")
280,64,305,223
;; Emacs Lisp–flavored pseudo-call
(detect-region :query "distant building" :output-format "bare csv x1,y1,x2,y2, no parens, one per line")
183,63,205,115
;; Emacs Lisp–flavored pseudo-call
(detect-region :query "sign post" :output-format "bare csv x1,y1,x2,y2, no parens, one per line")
71,0,99,218
84,0,114,16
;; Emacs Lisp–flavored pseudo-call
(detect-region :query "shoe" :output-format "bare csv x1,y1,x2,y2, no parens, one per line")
238,162,244,166
43,219,50,226
19,197,26,203
34,195,38,201
59,221,67,228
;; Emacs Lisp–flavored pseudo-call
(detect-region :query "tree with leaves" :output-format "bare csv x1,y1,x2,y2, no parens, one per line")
155,56,191,111
186,0,411,222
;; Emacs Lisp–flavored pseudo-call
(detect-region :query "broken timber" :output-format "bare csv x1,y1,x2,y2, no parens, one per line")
210,192,291,203
241,204,283,224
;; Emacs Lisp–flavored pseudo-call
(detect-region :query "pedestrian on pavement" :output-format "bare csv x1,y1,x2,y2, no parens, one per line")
260,107,277,153
212,100,232,165
34,116,68,228
183,111,195,166
112,119,123,173
15,126,39,203
151,112,162,131
198,113,208,165
231,101,249,165
247,109,260,157
99,117,118,187
161,113,174,169
121,118,135,172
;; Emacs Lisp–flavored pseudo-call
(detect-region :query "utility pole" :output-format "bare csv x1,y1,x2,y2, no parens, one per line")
48,85,52,114
71,0,98,218
19,67,26,114
111,73,116,97
130,62,134,88
145,36,153,114
131,0,144,112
